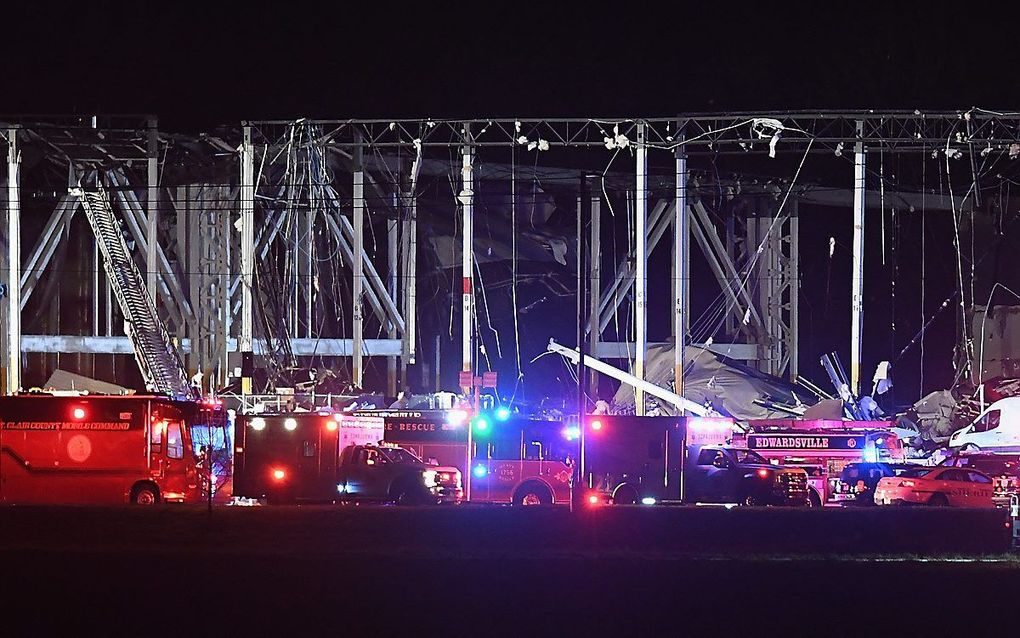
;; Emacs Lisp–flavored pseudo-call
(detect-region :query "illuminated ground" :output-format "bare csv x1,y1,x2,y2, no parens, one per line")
1,505,1015,634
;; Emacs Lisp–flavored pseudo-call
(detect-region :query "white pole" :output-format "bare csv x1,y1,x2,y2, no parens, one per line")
6,127,20,393
353,136,365,387
851,121,866,396
146,117,159,303
635,123,648,415
675,139,687,410
461,124,474,390
239,125,254,354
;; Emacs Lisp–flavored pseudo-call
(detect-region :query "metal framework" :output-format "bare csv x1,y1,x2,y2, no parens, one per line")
2,110,1013,402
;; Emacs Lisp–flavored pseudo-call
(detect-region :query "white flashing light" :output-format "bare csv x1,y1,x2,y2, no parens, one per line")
641,497,657,506
250,417,266,431
446,410,468,426
337,484,346,494
284,418,298,431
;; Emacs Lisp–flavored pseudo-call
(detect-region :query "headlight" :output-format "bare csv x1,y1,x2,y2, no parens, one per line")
423,470,438,488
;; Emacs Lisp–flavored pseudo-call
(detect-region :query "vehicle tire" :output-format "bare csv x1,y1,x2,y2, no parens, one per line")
928,493,950,507
130,482,160,505
513,482,553,506
806,488,822,508
394,484,425,506
612,484,639,505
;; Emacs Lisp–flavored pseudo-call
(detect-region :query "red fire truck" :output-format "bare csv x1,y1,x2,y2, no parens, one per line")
743,420,905,505
0,393,209,505
367,409,575,505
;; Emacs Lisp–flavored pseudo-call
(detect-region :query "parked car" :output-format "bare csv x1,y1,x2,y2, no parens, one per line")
874,466,996,507
835,462,916,506
949,397,1020,452
941,452,1020,505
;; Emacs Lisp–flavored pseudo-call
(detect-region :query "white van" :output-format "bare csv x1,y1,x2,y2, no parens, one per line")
949,397,1020,451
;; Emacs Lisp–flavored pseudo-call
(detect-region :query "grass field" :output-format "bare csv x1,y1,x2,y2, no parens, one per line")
1,505,1017,635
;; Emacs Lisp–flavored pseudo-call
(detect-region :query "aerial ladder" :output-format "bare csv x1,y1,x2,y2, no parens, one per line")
71,181,198,401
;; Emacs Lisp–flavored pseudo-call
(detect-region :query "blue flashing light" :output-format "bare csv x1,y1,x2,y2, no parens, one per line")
472,464,488,478
495,406,511,421
562,425,580,441
473,417,490,433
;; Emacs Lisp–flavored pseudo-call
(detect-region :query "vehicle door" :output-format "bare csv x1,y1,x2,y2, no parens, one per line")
161,420,191,498
965,471,994,506
936,469,969,505
339,446,387,499
689,448,736,503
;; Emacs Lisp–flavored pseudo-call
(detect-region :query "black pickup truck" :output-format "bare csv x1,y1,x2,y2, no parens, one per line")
686,446,810,506
583,416,810,506
336,444,462,505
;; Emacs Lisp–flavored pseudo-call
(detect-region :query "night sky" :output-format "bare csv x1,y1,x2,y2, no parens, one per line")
7,3,1020,405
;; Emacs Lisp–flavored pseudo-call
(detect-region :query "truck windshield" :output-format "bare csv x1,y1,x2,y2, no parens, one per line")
379,447,422,464
733,449,768,465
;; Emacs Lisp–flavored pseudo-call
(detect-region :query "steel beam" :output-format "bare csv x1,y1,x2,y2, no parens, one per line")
461,124,474,390
105,172,189,329
594,341,758,361
851,121,866,395
146,117,159,302
352,135,365,387
588,195,601,391
20,335,403,357
634,123,647,415
239,125,255,353
548,340,708,417
6,127,20,392
19,195,77,308
675,142,688,405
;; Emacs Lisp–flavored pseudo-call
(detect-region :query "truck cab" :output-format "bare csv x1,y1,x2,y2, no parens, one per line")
685,446,809,506
337,443,462,505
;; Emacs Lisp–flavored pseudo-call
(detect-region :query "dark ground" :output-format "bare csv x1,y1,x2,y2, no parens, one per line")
1,505,1018,635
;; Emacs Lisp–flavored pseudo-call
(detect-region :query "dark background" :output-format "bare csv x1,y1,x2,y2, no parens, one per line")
6,1,1020,405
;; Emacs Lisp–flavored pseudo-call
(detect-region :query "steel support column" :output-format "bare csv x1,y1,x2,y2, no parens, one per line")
5,127,20,393
588,194,601,393
461,124,474,390
851,121,866,396
239,125,255,354
634,123,647,415
352,134,365,387
674,141,688,406
146,117,159,302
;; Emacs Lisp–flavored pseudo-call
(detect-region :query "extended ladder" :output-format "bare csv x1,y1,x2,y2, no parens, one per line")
72,183,198,401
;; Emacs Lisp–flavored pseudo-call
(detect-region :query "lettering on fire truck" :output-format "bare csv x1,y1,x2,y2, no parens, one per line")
749,435,862,450
1,421,131,431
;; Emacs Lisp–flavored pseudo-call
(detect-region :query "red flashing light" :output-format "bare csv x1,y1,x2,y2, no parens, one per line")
756,468,769,478
588,494,600,505
272,468,286,481
72,407,86,420
326,420,338,432
590,420,603,431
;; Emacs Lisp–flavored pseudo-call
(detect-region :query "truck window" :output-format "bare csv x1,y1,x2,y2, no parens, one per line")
732,449,767,465
150,420,164,445
974,410,1001,433
167,422,184,460
697,449,724,466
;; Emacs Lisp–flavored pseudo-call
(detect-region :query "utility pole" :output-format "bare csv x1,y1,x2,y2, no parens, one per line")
574,175,591,512
6,126,20,394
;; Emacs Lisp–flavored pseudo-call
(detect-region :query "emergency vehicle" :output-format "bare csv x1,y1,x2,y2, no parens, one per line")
581,415,809,506
874,466,996,507
744,421,904,505
0,393,213,504
232,412,462,504
369,409,574,505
